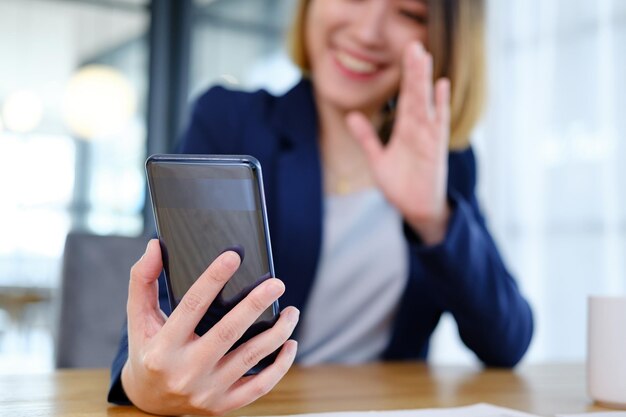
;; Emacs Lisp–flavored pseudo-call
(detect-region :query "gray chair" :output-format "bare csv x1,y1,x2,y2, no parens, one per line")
55,232,147,368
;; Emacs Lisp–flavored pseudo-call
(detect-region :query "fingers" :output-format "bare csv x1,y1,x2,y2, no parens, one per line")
127,239,163,327
398,41,451,130
346,111,384,165
435,77,451,134
161,250,241,343
197,277,286,361
408,42,433,120
396,42,429,124
220,340,298,412
216,306,300,384
423,51,434,120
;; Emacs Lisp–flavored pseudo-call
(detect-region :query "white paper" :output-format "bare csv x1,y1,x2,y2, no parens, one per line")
557,413,626,417
250,403,540,417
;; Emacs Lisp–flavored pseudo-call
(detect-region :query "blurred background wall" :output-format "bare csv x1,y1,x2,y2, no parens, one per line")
0,0,624,373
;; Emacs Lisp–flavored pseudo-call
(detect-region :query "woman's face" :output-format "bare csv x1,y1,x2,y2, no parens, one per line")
305,0,429,116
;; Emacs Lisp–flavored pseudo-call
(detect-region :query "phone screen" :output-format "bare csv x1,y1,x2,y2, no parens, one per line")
146,157,277,341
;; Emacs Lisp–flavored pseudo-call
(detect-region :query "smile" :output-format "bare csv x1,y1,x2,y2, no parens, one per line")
335,51,379,75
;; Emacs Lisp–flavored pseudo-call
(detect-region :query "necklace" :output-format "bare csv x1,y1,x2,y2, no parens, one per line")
320,127,375,195
335,177,352,195
325,166,375,195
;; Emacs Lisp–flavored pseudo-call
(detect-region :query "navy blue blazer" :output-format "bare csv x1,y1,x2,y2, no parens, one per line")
108,78,533,404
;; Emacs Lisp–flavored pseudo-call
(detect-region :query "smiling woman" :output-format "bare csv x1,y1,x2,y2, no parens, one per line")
290,0,486,149
110,0,533,415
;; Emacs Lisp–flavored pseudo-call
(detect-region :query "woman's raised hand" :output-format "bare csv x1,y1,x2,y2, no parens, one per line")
121,239,299,416
347,42,452,245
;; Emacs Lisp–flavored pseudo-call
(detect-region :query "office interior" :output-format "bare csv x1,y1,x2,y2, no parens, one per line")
0,0,624,374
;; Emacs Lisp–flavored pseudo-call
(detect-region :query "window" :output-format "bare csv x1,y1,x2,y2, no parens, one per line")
0,0,148,372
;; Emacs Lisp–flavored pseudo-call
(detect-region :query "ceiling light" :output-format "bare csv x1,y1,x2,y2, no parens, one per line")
62,65,137,140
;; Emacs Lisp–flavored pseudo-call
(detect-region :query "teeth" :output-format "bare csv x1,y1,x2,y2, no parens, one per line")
336,51,377,74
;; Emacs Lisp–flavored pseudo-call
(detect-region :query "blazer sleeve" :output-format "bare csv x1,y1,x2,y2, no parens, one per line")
405,146,533,367
107,86,234,404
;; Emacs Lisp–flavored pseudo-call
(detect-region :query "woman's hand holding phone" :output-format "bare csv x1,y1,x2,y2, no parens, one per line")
121,239,299,416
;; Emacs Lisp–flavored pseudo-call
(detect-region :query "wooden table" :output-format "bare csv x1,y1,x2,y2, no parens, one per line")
0,363,612,416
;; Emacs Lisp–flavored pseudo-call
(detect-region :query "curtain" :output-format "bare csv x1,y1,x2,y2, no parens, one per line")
430,0,626,364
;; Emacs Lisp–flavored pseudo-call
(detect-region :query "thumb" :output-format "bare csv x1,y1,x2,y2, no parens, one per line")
346,111,384,166
127,239,164,329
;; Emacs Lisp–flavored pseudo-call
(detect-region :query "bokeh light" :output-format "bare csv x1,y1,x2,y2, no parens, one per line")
2,90,44,134
62,65,137,140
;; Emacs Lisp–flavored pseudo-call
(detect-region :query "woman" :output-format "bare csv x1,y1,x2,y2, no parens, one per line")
109,0,533,414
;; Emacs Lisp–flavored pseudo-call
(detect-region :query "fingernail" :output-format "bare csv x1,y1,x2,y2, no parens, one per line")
266,279,285,297
221,251,240,269
414,42,424,56
140,240,152,260
442,78,451,93
286,308,300,325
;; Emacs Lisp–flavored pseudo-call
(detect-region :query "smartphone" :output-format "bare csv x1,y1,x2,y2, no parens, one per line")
146,154,279,374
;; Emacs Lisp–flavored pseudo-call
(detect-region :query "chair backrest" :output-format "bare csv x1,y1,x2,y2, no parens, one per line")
55,232,147,368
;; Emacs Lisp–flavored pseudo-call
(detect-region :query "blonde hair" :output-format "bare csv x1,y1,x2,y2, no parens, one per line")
289,0,486,150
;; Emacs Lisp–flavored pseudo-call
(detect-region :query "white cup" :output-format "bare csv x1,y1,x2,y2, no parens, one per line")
587,295,626,409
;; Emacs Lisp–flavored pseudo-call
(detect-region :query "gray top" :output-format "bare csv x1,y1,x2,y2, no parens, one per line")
296,189,409,365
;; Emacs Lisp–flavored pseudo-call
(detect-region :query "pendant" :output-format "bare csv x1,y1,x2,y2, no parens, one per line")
336,178,351,195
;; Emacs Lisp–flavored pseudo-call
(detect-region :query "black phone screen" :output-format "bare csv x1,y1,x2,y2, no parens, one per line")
146,156,278,343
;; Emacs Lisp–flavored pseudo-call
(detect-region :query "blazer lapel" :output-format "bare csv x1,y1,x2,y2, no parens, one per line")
268,79,323,317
